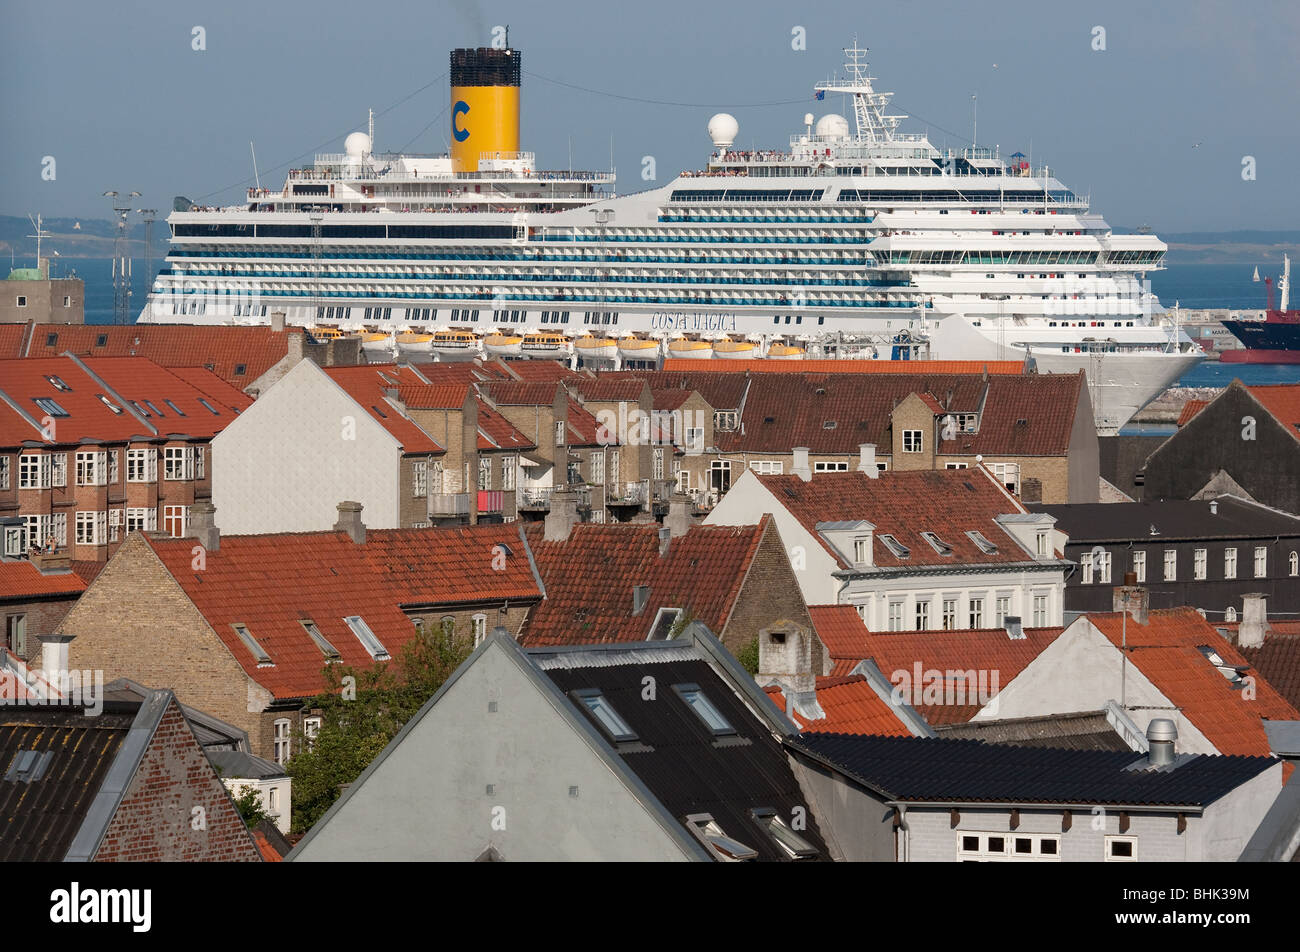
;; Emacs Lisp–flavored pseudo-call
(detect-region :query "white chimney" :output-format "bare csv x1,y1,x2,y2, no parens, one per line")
39,634,73,694
858,443,878,477
792,447,812,482
1238,593,1269,648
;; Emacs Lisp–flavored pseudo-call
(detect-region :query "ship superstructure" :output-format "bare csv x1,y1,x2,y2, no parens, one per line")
141,41,1201,432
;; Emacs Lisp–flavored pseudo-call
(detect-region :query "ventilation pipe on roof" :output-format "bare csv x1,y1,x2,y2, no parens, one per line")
333,501,367,544
858,443,878,478
792,447,812,482
1238,593,1269,649
188,501,220,552
1112,577,1149,626
1146,718,1177,767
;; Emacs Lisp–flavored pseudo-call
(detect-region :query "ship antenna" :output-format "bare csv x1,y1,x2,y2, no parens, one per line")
26,213,50,270
369,108,374,149
814,37,907,144
249,142,261,190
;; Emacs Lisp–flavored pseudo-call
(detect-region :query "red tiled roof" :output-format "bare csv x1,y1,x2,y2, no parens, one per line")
398,383,471,410
494,359,584,382
323,366,442,455
407,361,510,385
519,518,768,646
481,380,563,407
0,323,32,357
0,356,251,447
808,604,1063,725
650,388,696,411
766,676,912,736
1177,399,1209,426
1088,608,1300,757
1248,384,1300,443
569,378,647,403
0,562,87,599
17,323,293,386
476,400,535,452
564,397,608,447
661,359,1028,375
1238,631,1300,713
759,468,1031,569
600,371,750,412
253,830,282,862
144,524,542,699
71,561,105,585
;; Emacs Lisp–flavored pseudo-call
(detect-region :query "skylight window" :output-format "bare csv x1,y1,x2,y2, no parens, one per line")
750,808,819,859
673,683,736,736
921,532,953,556
301,620,340,661
4,749,54,783
343,615,389,660
129,400,150,418
44,375,72,392
197,398,220,415
144,400,165,417
878,534,910,558
164,399,186,417
97,394,123,415
573,689,638,742
232,623,272,665
32,397,69,417
371,405,388,419
967,530,999,554
647,606,682,640
686,814,758,861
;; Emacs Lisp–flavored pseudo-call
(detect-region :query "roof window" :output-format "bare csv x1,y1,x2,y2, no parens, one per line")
343,615,389,660
573,688,638,742
686,814,758,861
301,620,340,661
878,534,910,558
232,623,272,665
673,683,736,735
750,808,819,859
967,530,999,554
921,531,953,556
32,397,69,417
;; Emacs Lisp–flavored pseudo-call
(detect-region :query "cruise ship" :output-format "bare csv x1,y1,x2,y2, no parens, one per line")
140,41,1203,433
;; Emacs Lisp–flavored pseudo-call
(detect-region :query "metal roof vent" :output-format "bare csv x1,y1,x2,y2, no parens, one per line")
1209,499,1218,515
1146,718,1178,767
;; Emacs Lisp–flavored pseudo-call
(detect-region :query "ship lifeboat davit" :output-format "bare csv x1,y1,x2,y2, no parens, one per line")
521,332,569,359
574,333,618,360
767,340,806,360
484,333,524,358
618,335,661,361
668,335,714,360
430,329,480,359
395,332,435,357
713,336,758,359
361,332,396,357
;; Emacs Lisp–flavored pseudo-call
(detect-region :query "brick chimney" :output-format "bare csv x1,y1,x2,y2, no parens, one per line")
1238,593,1269,649
188,501,220,552
665,495,692,539
792,447,812,482
757,622,821,719
858,443,878,478
1112,574,1148,626
333,501,366,544
544,489,580,542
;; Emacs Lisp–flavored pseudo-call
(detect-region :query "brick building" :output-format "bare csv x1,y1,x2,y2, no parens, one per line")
0,551,87,664
0,355,251,562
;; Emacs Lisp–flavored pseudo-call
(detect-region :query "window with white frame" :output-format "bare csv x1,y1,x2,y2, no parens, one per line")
273,719,292,766
107,450,119,484
749,460,783,475
677,468,691,493
19,454,50,489
1104,836,1137,862
50,453,66,488
1081,551,1094,585
478,455,492,491
304,716,322,750
1193,548,1207,580
1132,550,1146,583
108,508,123,542
472,613,487,646
23,513,66,549
995,596,1011,626
126,508,157,533
914,600,931,631
944,462,969,470
1291,551,1298,577
1033,593,1049,627
991,461,1020,494
1164,549,1177,581
74,511,107,546
958,832,1060,862
608,448,620,486
902,430,923,452
942,598,958,630
127,448,156,483
75,451,108,486
590,451,604,485
412,460,428,497
501,455,516,491
432,460,445,494
683,427,704,453
853,537,869,565
194,446,205,479
813,461,848,472
969,597,984,629
164,446,198,481
1035,531,1048,557
1098,550,1112,584
888,600,904,632
713,411,737,432
1224,547,1237,579
163,505,188,538
709,459,731,492
554,420,566,446
652,448,664,481
1254,546,1267,578
0,456,8,490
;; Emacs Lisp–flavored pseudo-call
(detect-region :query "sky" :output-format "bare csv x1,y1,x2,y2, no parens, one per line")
2,0,1298,232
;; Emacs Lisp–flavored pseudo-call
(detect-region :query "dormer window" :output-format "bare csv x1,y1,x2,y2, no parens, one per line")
853,536,870,565
878,534,910,558
1035,531,1048,557
921,532,953,556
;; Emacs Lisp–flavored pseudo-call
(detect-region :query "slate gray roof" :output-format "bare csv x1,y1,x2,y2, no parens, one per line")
207,749,288,781
1031,495,1300,543
935,711,1133,752
789,733,1277,808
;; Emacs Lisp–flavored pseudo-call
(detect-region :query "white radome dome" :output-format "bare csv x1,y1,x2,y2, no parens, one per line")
707,113,739,149
344,131,372,156
814,113,850,139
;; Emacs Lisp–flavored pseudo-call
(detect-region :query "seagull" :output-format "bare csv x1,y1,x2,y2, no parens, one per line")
73,222,81,230
1192,142,1202,149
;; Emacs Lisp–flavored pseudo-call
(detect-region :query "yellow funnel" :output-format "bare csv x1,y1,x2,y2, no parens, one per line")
450,48,521,173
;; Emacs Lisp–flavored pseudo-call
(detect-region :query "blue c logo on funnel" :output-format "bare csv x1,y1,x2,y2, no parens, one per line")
452,101,470,141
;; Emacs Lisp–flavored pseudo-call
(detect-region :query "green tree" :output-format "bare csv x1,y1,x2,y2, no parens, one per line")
230,784,273,830
735,635,760,676
287,623,473,832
